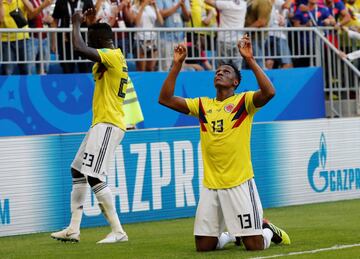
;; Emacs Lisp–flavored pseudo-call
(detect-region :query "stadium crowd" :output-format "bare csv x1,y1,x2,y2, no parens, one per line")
0,0,359,74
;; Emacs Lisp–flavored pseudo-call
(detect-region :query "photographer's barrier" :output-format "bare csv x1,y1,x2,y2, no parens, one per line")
0,67,324,136
1,117,360,237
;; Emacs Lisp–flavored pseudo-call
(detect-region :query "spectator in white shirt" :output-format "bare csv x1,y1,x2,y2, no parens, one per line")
205,0,247,70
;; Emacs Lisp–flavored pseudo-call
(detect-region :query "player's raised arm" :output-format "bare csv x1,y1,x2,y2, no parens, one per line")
238,35,275,108
72,9,101,63
158,44,190,114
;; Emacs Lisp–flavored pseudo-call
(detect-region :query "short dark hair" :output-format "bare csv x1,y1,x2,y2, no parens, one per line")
88,22,113,41
220,63,242,89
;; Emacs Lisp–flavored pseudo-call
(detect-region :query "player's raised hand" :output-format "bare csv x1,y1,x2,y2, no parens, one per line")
83,8,97,26
72,10,84,26
238,34,253,59
173,43,187,64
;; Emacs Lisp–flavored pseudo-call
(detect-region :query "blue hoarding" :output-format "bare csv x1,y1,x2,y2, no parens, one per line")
0,68,324,136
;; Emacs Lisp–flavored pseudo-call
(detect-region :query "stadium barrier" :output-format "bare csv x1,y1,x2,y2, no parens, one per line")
1,118,360,237
0,27,359,118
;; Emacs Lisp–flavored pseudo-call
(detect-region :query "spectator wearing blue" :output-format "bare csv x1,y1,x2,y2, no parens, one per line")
324,0,351,28
157,0,191,71
292,0,336,67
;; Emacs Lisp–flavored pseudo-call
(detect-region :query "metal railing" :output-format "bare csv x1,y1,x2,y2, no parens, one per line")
1,27,359,117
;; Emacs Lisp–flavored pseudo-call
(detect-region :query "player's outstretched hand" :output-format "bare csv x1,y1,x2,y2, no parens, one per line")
238,34,253,60
72,10,84,26
173,43,187,64
83,8,97,26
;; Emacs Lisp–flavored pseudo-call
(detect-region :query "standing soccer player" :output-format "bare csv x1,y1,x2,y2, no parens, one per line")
158,35,291,251
51,9,129,244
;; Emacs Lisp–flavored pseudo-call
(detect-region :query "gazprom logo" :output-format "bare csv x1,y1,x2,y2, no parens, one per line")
308,133,360,193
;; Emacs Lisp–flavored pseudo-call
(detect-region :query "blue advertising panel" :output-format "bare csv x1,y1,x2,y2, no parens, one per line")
0,68,324,136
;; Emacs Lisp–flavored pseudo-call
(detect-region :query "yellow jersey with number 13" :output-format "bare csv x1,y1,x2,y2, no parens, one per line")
91,48,128,131
185,92,259,189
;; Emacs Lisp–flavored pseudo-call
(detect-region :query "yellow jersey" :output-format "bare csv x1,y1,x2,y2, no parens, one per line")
1,0,30,42
185,92,259,189
92,48,128,131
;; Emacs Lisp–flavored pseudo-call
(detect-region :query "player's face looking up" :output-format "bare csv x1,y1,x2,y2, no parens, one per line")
214,65,240,90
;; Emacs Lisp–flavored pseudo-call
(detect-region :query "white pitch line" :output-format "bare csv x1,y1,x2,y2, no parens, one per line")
249,243,360,259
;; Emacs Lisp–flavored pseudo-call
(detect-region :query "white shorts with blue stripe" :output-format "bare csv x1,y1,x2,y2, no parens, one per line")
194,178,264,237
71,123,124,182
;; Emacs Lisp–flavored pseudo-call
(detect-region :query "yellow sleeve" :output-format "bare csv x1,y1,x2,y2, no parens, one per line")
185,97,200,117
97,48,124,68
245,91,260,115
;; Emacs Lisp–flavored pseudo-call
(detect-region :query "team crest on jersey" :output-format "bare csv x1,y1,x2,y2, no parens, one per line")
224,104,234,113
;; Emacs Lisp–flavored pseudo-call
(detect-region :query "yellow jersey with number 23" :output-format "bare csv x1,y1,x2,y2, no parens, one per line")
91,48,128,131
185,92,259,189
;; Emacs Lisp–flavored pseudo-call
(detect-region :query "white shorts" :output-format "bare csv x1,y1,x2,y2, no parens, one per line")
71,123,124,182
194,178,263,237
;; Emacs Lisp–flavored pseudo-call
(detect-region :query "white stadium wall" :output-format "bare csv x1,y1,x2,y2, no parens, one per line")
0,118,360,237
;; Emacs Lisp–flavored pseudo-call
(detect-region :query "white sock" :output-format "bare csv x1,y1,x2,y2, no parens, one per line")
69,180,87,232
263,228,273,249
216,232,236,249
93,183,125,234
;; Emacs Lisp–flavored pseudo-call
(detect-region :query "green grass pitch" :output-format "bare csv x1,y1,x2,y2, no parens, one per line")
0,199,359,259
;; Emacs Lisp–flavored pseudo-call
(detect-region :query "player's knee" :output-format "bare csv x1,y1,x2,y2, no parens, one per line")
87,175,102,187
195,236,217,252
71,168,84,179
242,236,265,251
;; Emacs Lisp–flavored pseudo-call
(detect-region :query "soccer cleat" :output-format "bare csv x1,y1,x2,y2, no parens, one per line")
51,228,80,243
262,219,291,245
97,232,128,244
235,237,242,246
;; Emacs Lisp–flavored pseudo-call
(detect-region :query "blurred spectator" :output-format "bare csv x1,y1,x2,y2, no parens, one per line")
1,0,52,75
346,0,360,26
0,1,4,23
324,0,351,28
245,0,273,68
341,27,360,63
265,0,293,69
201,2,217,50
1,0,32,74
184,34,212,70
95,0,117,25
51,0,94,73
205,0,247,70
186,0,204,28
185,0,205,50
132,0,163,71
28,0,54,74
292,0,335,66
157,0,191,71
342,0,360,55
112,0,134,55
95,0,134,55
